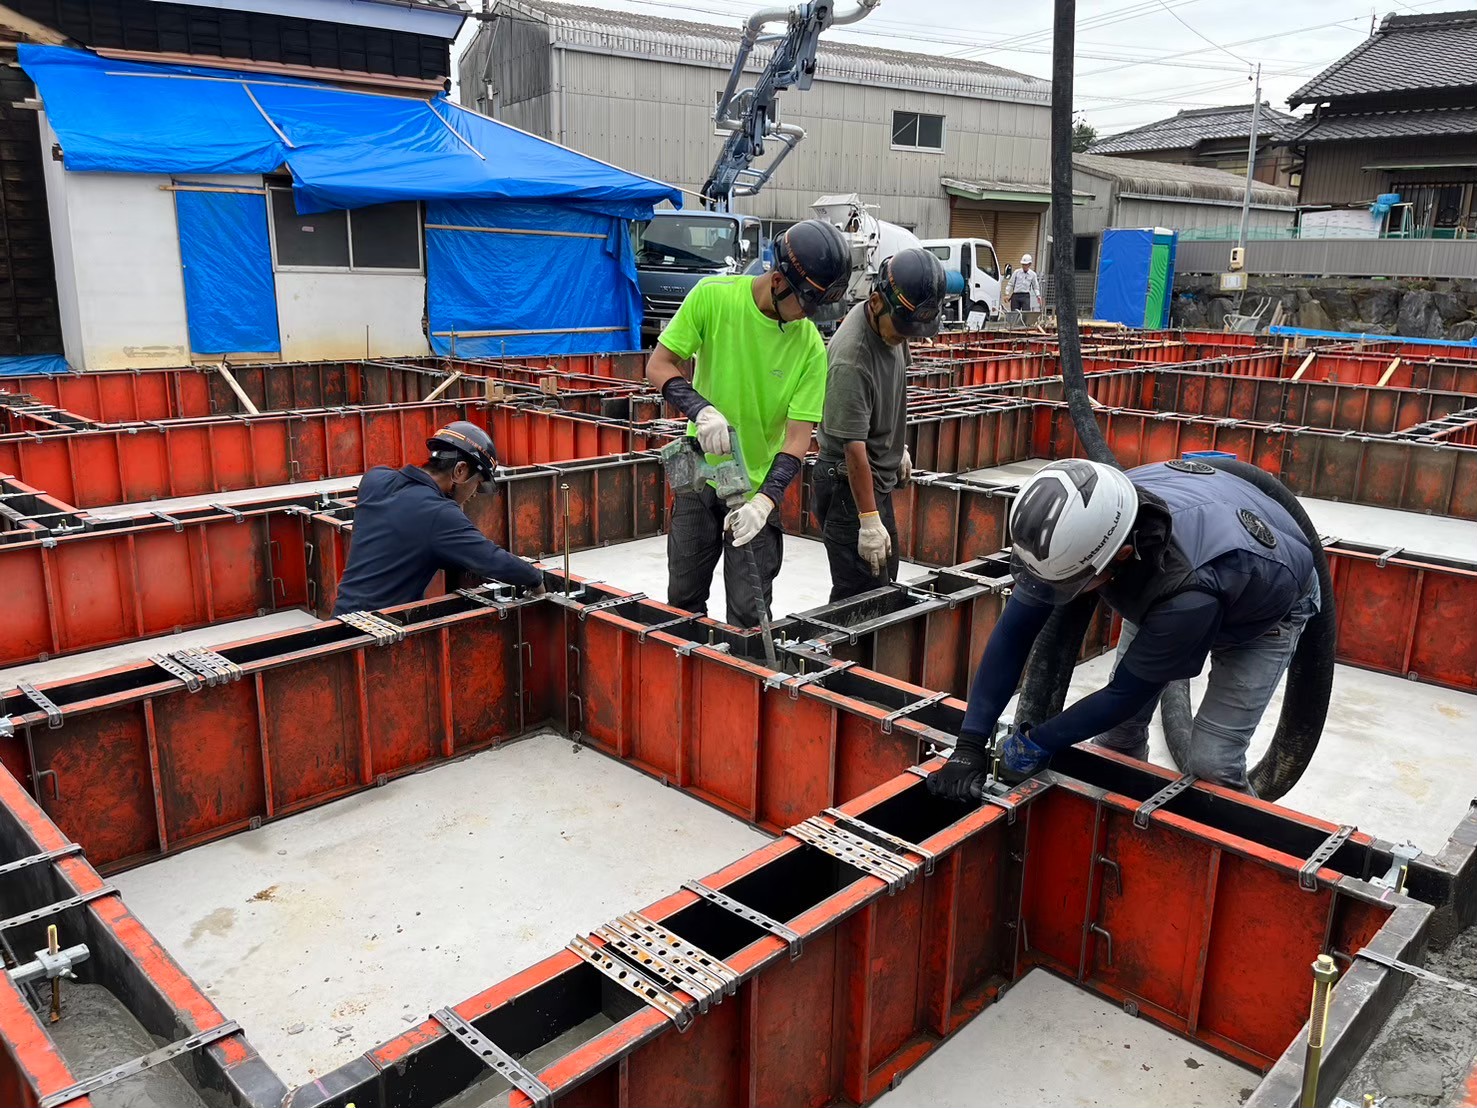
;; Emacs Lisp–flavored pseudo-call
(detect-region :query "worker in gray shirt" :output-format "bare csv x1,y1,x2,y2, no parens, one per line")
813,249,947,601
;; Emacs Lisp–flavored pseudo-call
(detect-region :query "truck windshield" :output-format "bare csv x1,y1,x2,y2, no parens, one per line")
634,217,738,269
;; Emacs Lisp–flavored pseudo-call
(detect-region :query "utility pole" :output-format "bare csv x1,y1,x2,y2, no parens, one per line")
1236,64,1262,257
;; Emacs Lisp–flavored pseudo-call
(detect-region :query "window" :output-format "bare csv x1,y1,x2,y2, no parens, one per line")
924,245,952,262
1074,235,1097,272
268,187,422,272
973,244,999,280
892,110,944,152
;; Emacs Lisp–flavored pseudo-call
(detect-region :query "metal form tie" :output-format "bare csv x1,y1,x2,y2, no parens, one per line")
1133,773,1197,829
1299,825,1355,892
430,1007,551,1108
38,1020,240,1108
1354,948,1477,1000
338,610,405,647
763,659,854,698
681,880,802,960
170,647,242,686
591,913,737,1016
566,934,693,1031
0,844,83,878
17,682,62,729
149,654,203,693
635,616,692,643
878,690,949,734
823,808,937,875
786,816,917,894
0,886,117,933
578,592,646,621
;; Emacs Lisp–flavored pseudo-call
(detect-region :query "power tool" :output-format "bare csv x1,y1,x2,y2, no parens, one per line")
659,428,782,669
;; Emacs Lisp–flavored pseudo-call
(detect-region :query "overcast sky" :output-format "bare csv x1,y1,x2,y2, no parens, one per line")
460,0,1476,137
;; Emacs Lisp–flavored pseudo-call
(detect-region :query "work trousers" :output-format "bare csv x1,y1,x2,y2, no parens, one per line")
811,464,900,603
1009,292,1033,312
1093,575,1322,792
667,485,783,628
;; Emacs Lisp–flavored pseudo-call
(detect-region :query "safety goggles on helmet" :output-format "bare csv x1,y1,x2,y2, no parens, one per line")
877,276,941,338
1007,548,1109,606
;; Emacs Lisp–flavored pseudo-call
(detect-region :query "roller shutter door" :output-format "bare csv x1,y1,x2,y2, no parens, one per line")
993,211,1041,269
949,204,995,240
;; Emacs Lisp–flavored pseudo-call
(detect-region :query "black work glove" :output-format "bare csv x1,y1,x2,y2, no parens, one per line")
927,730,991,802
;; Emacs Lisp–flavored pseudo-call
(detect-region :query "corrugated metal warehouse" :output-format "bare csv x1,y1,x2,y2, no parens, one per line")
459,0,1052,250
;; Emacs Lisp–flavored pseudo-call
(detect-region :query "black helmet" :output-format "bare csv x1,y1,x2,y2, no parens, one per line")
427,420,497,481
772,219,852,315
873,248,947,338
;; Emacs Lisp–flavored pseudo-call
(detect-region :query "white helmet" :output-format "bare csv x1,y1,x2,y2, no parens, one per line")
1020,253,1033,266
1008,460,1138,604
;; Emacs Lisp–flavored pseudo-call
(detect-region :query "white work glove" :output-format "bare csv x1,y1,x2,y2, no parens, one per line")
693,406,732,456
898,446,913,488
858,511,892,576
724,493,774,547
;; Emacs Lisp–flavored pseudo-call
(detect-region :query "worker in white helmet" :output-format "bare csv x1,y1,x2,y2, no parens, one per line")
1005,253,1040,312
927,457,1320,796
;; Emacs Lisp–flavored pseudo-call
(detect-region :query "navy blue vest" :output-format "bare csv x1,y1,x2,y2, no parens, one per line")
1098,462,1316,645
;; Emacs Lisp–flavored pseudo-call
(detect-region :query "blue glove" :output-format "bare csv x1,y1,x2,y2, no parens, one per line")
997,724,1051,784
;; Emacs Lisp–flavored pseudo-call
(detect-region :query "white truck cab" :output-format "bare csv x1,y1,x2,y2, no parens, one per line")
919,238,1003,321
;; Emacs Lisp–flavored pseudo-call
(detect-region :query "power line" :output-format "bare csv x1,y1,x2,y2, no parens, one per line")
1153,0,1251,67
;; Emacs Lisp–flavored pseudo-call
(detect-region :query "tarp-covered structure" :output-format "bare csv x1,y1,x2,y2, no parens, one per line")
20,45,681,356
1093,227,1178,329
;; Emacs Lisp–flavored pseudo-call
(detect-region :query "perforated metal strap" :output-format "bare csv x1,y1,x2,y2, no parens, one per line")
17,682,62,728
1133,773,1197,829
1299,824,1355,891
171,647,242,686
38,1020,240,1108
0,844,82,878
763,659,854,697
636,616,692,643
592,913,736,1015
566,934,693,1030
149,653,203,693
823,808,937,875
786,816,917,894
0,886,116,932
339,610,405,647
578,592,646,620
431,1007,551,1108
878,690,949,734
1355,949,1477,1000
682,880,802,960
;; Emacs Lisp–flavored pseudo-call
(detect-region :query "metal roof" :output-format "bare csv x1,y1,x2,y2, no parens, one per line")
496,0,1049,104
1072,153,1298,207
1290,10,1477,105
372,0,469,12
1289,105,1477,143
1089,103,1301,155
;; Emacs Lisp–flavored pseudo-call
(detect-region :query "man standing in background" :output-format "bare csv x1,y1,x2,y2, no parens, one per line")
1006,253,1040,312
814,248,947,601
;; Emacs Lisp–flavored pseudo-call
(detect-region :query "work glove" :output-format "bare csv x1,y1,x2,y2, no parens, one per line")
693,406,732,456
996,724,1050,784
898,446,913,488
926,731,990,802
724,493,775,547
857,511,892,577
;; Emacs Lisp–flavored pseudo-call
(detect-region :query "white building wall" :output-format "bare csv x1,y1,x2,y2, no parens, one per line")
275,272,428,362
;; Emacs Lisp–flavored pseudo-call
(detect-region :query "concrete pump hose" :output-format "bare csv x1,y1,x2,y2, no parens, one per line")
1203,458,1335,800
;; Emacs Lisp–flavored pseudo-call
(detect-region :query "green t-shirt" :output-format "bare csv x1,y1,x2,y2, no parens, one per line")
657,275,827,495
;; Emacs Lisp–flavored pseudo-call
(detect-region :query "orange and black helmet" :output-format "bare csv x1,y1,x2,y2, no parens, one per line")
427,420,496,481
873,248,947,338
772,219,852,315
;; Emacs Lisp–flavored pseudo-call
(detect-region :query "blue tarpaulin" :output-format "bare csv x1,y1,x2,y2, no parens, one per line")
0,354,68,376
1093,228,1152,327
426,200,642,357
18,45,681,218
176,190,280,354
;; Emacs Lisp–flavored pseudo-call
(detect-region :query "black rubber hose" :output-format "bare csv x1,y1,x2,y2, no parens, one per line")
1159,679,1194,771
1203,458,1335,800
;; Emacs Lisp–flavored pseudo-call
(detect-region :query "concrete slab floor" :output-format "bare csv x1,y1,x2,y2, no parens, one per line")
82,476,360,521
566,532,928,626
0,609,322,691
1049,655,1477,854
959,459,1477,562
111,731,769,1087
878,968,1255,1108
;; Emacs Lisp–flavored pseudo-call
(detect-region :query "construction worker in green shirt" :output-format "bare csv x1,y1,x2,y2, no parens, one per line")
645,219,852,626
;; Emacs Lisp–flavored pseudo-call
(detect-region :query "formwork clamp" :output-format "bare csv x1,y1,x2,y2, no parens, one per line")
764,659,854,699
635,616,693,643
0,717,11,739
1132,773,1197,830
681,880,803,961
169,647,243,686
338,611,405,647
1371,840,1420,894
16,682,62,729
786,816,918,895
37,1020,240,1108
207,502,246,523
149,654,203,693
577,592,646,621
591,912,738,1016
674,640,729,658
1299,824,1355,892
878,690,949,734
430,1007,552,1108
